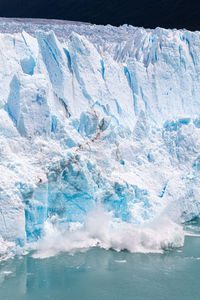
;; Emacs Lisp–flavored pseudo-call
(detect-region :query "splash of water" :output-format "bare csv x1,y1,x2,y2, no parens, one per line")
31,206,184,259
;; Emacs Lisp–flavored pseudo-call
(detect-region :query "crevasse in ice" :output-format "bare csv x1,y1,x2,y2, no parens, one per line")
0,18,200,257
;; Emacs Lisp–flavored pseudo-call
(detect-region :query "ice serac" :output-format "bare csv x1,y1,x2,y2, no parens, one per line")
0,19,200,257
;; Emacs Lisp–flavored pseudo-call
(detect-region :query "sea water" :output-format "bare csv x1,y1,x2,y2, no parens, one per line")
0,221,200,300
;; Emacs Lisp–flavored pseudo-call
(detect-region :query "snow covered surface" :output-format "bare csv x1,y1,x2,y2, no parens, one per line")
0,18,200,258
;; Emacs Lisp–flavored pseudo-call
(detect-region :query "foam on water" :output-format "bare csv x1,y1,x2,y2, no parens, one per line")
184,232,200,237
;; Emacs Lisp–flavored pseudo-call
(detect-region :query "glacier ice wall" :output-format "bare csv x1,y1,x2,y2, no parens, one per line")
0,19,200,256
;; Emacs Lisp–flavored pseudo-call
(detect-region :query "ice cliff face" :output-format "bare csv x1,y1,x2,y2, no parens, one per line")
0,18,200,257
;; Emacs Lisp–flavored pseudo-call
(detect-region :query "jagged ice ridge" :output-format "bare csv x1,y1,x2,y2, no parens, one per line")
0,18,200,258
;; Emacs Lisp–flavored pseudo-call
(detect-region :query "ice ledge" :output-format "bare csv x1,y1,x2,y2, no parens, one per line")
0,20,200,257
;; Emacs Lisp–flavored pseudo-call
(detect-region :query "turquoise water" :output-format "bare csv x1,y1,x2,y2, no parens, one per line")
0,225,200,300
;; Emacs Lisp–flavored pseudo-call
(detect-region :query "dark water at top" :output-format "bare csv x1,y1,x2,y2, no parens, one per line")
0,231,200,300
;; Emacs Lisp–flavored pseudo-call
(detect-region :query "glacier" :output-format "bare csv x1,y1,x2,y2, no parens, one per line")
0,18,200,258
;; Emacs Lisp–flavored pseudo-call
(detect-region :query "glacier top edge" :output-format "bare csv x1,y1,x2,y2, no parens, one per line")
0,17,199,40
